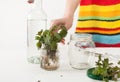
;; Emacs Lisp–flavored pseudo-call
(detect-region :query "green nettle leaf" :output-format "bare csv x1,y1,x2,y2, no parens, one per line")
118,61,120,64
117,72,120,78
50,25,58,32
35,36,40,40
103,59,109,68
103,78,109,82
37,30,43,36
50,41,57,50
36,42,42,49
39,36,44,43
59,29,67,38
43,30,49,37
109,63,113,65
54,33,62,42
43,36,50,45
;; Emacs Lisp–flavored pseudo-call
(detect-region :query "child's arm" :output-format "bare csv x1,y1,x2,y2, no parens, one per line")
51,0,80,30
64,0,80,18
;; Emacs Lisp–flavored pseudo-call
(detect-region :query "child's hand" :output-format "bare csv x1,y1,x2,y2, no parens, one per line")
50,17,73,30
60,39,65,44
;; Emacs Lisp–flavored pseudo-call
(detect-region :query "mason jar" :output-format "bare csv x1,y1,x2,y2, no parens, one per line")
40,48,59,71
68,33,95,70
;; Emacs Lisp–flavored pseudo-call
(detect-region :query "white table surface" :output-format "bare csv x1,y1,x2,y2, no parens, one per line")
0,47,120,82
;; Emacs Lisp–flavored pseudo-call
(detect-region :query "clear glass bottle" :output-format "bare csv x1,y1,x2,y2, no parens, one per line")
27,0,47,64
68,33,95,69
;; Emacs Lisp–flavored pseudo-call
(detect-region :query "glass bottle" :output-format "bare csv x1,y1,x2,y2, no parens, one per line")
27,0,47,64
68,33,95,69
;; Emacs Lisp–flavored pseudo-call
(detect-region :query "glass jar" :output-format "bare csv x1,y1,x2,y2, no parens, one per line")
40,49,59,71
27,0,47,64
68,33,95,70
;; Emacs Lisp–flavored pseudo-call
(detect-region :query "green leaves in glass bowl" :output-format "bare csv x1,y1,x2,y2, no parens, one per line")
87,55,120,82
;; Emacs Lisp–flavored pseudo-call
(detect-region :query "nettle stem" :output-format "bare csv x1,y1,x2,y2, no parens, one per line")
47,49,56,55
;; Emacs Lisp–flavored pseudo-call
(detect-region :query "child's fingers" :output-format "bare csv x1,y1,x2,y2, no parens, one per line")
27,0,34,4
61,39,65,44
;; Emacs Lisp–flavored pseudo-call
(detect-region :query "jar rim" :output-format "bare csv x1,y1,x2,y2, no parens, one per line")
70,33,92,40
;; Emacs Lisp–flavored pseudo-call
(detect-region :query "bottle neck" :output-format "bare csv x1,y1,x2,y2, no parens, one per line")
33,0,43,10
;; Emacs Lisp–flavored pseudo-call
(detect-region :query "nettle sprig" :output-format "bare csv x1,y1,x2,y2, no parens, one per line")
35,25,67,51
92,55,120,82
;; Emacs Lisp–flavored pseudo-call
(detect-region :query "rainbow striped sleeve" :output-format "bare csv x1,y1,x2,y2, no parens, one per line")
76,0,120,47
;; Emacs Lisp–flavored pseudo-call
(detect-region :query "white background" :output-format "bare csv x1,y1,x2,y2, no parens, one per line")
0,0,79,52
0,0,120,82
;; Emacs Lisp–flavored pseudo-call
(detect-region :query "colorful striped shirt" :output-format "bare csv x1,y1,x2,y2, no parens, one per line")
76,0,120,47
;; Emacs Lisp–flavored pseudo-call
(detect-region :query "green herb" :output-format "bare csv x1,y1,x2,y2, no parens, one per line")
35,25,67,52
92,55,120,82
